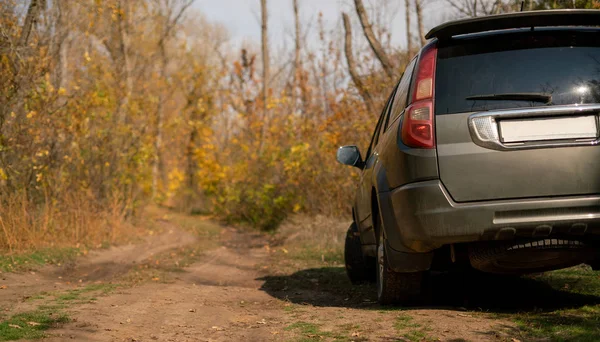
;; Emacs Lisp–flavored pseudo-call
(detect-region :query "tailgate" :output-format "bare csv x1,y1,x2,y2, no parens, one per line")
434,30,600,202
436,106,600,202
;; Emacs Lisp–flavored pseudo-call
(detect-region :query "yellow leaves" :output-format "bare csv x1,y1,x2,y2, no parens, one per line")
58,87,67,96
84,52,91,62
26,111,36,119
0,168,7,181
166,168,185,198
35,173,43,183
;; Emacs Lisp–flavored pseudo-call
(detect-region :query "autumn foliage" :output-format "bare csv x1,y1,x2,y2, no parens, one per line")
2,0,596,252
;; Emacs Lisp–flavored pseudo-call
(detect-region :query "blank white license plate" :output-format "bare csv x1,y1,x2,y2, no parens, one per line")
499,116,598,143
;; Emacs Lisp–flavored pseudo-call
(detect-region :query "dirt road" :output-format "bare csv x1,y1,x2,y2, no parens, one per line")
2,214,598,341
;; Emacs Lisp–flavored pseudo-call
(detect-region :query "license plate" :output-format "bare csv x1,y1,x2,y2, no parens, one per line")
499,116,598,143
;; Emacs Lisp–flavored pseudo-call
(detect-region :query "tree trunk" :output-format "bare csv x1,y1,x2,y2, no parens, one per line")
292,0,301,114
414,0,426,47
342,13,376,115
152,38,168,201
115,0,133,125
19,0,41,46
353,0,395,79
405,0,413,53
261,0,269,118
260,0,269,152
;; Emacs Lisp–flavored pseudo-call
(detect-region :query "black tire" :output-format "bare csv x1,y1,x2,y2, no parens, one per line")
375,218,425,305
344,222,376,284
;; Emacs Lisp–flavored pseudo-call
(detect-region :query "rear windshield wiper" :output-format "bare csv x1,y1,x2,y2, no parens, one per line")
466,93,552,104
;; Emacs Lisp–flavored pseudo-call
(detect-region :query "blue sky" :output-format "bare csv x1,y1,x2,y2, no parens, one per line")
194,0,445,51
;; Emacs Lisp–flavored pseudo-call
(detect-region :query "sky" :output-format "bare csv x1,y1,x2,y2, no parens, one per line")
193,0,446,51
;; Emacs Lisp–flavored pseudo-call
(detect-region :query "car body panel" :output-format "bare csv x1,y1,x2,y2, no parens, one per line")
388,180,600,254
436,112,600,202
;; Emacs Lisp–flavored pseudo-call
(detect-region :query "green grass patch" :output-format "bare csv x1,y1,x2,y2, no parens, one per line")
0,248,79,273
508,266,600,341
288,245,343,265
394,314,434,342
55,283,119,303
0,310,68,341
285,321,349,341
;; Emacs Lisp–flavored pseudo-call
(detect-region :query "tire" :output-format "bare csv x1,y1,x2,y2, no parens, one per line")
469,239,591,275
344,222,376,284
375,218,425,305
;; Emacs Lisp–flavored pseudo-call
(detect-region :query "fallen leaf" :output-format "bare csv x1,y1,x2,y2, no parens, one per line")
511,339,521,342
189,309,196,313
27,322,41,326
211,326,224,331
256,319,267,324
8,324,21,329
0,285,7,289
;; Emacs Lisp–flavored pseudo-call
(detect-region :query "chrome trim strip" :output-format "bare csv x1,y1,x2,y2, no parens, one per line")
468,104,600,151
494,212,600,225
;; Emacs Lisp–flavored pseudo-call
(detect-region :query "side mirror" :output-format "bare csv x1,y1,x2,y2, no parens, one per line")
336,146,364,169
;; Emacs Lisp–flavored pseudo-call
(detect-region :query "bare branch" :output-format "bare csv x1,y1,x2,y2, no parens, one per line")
19,0,41,46
353,0,395,79
342,12,375,115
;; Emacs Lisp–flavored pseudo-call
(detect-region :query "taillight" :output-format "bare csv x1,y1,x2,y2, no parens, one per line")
402,43,437,149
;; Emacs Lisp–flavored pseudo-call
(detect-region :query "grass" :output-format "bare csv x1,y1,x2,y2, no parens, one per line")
506,266,600,341
0,283,120,340
0,310,69,341
285,322,349,341
55,283,119,304
394,314,433,342
0,248,79,273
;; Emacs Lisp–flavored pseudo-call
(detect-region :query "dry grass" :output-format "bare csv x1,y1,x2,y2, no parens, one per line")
274,215,351,267
0,191,141,254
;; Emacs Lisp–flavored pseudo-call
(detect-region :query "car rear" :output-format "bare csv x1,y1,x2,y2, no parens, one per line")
389,13,600,275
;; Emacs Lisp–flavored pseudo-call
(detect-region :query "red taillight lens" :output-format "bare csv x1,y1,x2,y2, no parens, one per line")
402,101,434,148
402,44,437,149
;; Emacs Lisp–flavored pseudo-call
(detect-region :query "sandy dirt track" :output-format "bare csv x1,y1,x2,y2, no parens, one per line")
2,218,548,342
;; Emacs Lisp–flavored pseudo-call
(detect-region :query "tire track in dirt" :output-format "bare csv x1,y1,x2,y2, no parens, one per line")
2,218,521,341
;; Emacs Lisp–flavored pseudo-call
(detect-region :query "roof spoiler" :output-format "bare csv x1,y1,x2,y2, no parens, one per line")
426,10,600,40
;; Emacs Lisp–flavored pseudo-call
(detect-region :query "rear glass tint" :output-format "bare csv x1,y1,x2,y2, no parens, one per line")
435,30,600,115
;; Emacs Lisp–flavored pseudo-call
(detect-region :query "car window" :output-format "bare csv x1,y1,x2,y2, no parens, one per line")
365,92,395,158
436,30,600,115
386,58,417,130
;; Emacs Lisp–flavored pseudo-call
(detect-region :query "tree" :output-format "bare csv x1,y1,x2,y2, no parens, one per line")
353,0,396,79
342,12,376,115
404,0,413,53
414,0,426,47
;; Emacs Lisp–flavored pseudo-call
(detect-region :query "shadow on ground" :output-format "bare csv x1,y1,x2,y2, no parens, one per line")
257,267,600,312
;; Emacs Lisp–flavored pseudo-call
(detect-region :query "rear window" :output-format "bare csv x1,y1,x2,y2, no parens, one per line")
435,30,600,115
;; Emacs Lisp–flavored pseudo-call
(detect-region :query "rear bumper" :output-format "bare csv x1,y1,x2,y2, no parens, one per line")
384,180,600,254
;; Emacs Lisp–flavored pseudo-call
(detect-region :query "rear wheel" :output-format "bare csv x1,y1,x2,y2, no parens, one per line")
376,220,425,305
344,222,376,284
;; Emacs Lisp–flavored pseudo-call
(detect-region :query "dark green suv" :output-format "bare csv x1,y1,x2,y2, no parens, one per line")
337,10,600,305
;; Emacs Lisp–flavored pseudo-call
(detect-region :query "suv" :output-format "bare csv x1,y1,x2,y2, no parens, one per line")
337,10,600,305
